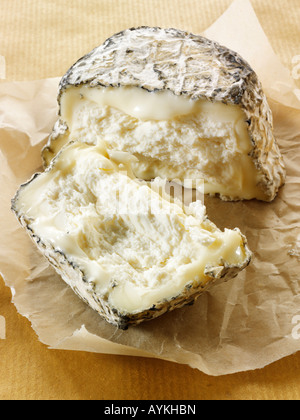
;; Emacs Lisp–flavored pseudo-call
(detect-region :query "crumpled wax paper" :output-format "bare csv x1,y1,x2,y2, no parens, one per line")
1,0,300,375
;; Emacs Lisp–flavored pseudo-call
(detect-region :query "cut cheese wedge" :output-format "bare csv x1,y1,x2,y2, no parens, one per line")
43,26,286,201
12,142,251,328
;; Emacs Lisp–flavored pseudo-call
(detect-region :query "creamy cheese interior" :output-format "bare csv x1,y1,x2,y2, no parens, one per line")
53,85,266,201
17,142,248,315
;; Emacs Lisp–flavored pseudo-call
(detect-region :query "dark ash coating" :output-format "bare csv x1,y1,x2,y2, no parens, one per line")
59,26,254,104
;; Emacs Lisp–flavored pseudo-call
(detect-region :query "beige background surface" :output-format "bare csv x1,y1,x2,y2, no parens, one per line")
1,0,300,400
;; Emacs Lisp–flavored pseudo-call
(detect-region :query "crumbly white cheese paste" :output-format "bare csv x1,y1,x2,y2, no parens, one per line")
56,85,264,201
16,142,248,315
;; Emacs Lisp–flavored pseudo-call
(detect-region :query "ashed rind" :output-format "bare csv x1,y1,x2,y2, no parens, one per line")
43,26,285,201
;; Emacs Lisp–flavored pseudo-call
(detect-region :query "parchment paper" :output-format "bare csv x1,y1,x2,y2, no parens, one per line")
1,0,300,375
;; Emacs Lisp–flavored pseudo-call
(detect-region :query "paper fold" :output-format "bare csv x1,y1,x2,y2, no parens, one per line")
203,0,300,110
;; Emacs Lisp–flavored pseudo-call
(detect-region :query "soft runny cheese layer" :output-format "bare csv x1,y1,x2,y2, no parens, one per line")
55,85,266,201
17,142,248,315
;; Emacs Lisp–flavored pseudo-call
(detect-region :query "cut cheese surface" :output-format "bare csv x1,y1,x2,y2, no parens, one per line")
45,85,265,201
13,142,251,326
